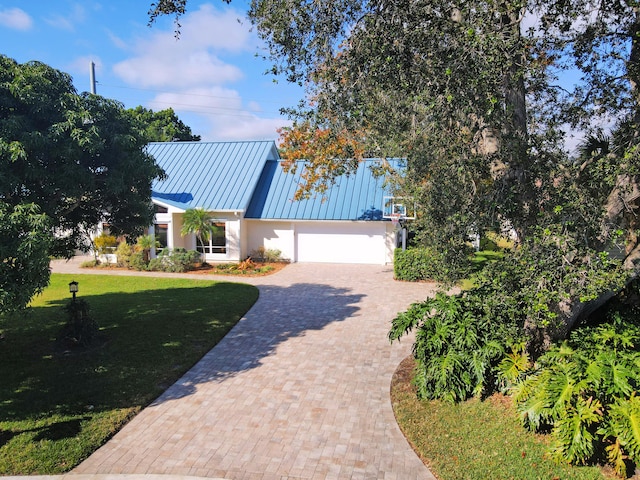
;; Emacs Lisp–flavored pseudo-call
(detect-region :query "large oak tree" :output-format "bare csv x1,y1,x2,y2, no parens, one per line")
149,1,640,348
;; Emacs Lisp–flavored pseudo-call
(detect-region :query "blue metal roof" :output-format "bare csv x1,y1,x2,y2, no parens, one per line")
245,158,405,220
148,141,279,211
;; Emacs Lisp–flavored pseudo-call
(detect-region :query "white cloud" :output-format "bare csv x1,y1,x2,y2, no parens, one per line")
44,4,87,31
208,115,291,142
0,7,33,31
148,86,244,115
109,2,288,140
114,51,244,88
45,14,74,31
112,3,253,89
144,86,289,141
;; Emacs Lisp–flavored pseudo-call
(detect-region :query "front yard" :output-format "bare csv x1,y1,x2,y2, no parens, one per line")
0,274,258,475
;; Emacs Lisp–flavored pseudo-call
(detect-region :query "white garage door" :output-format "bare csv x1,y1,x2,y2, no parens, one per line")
295,222,387,264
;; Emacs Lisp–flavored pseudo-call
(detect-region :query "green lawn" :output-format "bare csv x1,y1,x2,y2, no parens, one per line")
0,274,258,475
391,358,606,480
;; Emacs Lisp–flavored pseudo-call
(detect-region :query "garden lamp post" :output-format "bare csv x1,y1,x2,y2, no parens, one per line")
68,280,78,303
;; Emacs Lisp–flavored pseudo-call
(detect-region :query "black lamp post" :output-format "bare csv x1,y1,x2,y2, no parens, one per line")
68,280,79,302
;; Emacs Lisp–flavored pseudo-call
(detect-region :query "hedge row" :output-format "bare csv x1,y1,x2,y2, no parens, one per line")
394,247,453,283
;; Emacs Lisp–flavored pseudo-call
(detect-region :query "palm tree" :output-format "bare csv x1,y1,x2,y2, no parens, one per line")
180,208,220,260
136,234,160,263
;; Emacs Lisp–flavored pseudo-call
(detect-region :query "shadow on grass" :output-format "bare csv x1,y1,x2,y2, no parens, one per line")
0,417,89,447
153,281,364,404
0,281,257,423
0,280,363,420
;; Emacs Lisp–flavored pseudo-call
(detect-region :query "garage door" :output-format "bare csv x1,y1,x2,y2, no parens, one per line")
295,222,387,264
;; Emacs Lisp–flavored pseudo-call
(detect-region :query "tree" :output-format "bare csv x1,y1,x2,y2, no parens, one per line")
147,2,640,347
136,234,160,263
180,208,220,256
0,203,51,312
0,55,166,312
126,106,201,142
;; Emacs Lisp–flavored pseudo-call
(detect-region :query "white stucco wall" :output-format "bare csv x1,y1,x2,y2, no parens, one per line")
244,220,295,262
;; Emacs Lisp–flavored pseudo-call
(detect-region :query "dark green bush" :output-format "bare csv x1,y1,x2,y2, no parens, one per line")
147,248,201,273
128,251,149,271
390,287,525,403
394,247,470,283
512,308,640,477
57,299,99,349
479,235,499,251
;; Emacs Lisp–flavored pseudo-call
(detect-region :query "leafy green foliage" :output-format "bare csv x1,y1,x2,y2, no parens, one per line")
0,55,165,309
512,310,640,476
148,248,201,272
126,106,200,142
115,241,134,267
180,208,221,253
0,203,51,314
57,299,99,349
393,247,471,284
249,246,286,263
128,251,149,271
390,290,525,402
135,234,160,263
391,360,605,479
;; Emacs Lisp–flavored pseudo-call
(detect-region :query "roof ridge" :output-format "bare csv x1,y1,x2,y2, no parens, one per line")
147,140,277,145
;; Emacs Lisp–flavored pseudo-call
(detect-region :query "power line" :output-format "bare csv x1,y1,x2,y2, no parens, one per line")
99,83,301,110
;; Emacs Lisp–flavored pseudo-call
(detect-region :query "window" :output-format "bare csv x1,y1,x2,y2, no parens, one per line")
197,222,226,255
155,223,168,251
155,204,168,214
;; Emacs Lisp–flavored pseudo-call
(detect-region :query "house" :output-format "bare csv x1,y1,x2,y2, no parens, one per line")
145,140,407,265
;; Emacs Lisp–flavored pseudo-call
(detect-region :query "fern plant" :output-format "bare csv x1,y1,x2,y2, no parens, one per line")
511,310,640,476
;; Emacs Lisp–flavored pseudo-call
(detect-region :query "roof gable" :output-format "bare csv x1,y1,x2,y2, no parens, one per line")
245,158,405,221
149,141,279,212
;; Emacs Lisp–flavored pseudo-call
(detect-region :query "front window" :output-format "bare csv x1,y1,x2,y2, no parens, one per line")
155,223,168,251
197,222,226,255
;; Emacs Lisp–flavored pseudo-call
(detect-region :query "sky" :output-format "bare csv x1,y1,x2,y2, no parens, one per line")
0,1,304,141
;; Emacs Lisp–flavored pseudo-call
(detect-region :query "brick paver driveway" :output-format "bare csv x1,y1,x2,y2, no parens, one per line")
61,261,439,480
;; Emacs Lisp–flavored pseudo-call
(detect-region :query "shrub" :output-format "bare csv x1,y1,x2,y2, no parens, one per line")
511,309,640,477
115,241,133,268
394,247,469,284
390,288,525,403
80,259,101,268
128,251,149,271
136,234,159,263
147,248,201,273
93,233,117,255
249,246,286,262
57,299,99,349
479,235,499,251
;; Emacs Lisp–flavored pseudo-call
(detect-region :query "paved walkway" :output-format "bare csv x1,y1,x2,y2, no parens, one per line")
37,259,439,480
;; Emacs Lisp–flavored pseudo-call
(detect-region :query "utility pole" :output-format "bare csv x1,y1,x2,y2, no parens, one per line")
89,61,96,94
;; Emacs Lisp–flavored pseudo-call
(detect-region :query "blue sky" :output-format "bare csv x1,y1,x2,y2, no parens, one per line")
0,1,304,141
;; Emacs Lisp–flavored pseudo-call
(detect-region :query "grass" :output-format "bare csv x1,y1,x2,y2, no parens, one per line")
0,273,258,475
455,249,506,290
391,357,607,480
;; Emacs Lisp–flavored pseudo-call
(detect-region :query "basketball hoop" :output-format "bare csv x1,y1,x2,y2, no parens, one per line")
390,213,402,229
